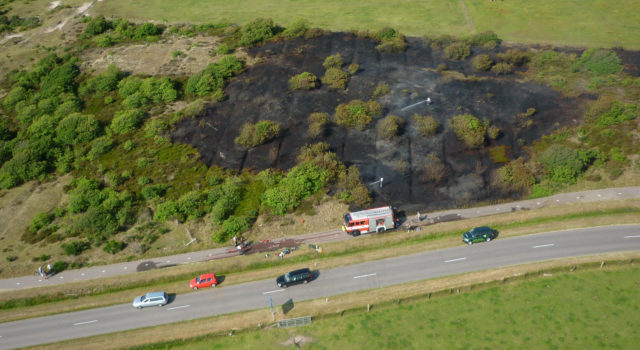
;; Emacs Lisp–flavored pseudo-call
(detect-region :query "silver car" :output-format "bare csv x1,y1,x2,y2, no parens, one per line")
132,291,168,309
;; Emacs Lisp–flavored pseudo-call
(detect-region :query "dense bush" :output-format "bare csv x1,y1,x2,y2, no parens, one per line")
118,77,177,108
87,135,114,160
262,162,328,215
376,115,404,140
323,54,343,69
0,138,53,189
55,113,101,145
450,114,487,148
214,215,250,243
61,240,91,256
134,22,163,39
487,125,501,139
467,31,501,49
308,112,330,138
444,43,471,60
373,27,407,53
185,55,243,96
84,15,111,36
153,200,178,221
103,240,126,254
596,101,638,126
336,165,371,207
472,54,493,71
29,212,54,234
573,48,622,75
282,19,308,39
39,59,80,99
235,120,281,148
494,158,535,191
498,49,529,66
211,179,244,224
491,62,513,75
413,114,439,136
176,190,205,220
419,153,446,184
289,72,318,90
52,261,68,273
539,144,584,184
239,18,277,46
111,109,145,134
141,184,169,200
322,68,349,89
83,65,125,94
2,86,29,110
334,100,381,130
373,83,389,97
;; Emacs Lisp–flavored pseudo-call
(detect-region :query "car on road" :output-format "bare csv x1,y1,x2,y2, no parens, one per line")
276,268,312,288
132,291,168,309
190,273,218,290
462,226,498,245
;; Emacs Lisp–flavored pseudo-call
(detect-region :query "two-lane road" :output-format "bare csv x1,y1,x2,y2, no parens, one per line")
1,225,639,349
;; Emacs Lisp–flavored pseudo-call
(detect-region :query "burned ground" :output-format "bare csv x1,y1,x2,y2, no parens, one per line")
172,33,589,211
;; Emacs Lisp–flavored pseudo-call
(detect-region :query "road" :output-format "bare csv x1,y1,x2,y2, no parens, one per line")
1,225,639,349
2,186,638,292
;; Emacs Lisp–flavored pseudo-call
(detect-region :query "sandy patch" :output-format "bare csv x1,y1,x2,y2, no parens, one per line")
45,19,68,33
48,1,62,10
280,335,314,347
77,1,94,15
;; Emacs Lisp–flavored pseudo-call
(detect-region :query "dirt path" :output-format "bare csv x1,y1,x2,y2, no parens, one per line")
1,186,638,291
459,0,476,34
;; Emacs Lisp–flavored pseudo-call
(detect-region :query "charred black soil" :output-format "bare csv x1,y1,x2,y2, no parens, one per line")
173,33,590,211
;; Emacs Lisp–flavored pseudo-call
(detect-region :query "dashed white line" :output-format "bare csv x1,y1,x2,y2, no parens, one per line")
73,320,98,326
533,244,555,249
167,305,190,311
353,273,377,279
263,289,285,295
624,235,640,238
444,257,466,263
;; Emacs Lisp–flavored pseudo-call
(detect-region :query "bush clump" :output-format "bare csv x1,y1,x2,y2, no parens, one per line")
214,215,250,243
539,144,585,184
289,72,318,90
282,19,308,39
472,54,493,71
419,153,446,184
322,68,350,89
450,114,488,148
29,212,54,234
323,54,343,69
467,31,501,50
493,158,534,191
103,240,126,254
111,109,145,134
55,113,101,145
413,114,439,136
596,101,638,127
308,112,330,138
235,120,281,148
239,18,278,46
376,115,404,140
61,240,91,256
497,48,529,66
185,55,244,96
373,83,390,98
491,62,513,75
262,162,328,215
374,27,407,53
334,100,381,130
572,48,622,75
444,42,471,60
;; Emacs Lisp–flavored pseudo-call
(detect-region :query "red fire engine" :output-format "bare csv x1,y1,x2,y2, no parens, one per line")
342,206,398,236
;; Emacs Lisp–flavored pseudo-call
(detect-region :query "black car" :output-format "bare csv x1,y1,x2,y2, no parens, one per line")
462,226,498,245
276,268,313,288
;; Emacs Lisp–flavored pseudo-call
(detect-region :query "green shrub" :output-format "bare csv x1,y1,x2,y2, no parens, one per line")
134,22,163,39
444,43,471,60
289,72,318,90
235,120,281,148
467,31,501,49
84,15,111,36
498,48,529,66
540,144,584,184
491,62,513,75
95,34,114,48
142,184,169,200
61,240,91,256
54,99,82,118
87,136,114,160
472,54,493,71
308,112,330,138
39,59,80,99
377,115,404,140
215,43,231,55
6,255,17,262
282,19,308,39
322,68,349,89
573,48,622,75
371,85,389,99
176,190,205,220
215,215,250,243
123,140,136,151
211,179,244,224
185,56,243,96
487,125,501,139
111,109,145,134
29,212,54,234
154,200,178,221
103,240,126,254
495,158,534,191
597,101,638,126
348,63,359,75
376,36,407,53
413,114,439,136
52,260,68,273
335,100,381,130
239,18,277,46
323,53,343,69
2,86,29,110
262,162,328,215
55,113,101,145
450,114,487,148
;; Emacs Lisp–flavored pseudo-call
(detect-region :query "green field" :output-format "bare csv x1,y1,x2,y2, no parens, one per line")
135,266,640,349
89,0,640,48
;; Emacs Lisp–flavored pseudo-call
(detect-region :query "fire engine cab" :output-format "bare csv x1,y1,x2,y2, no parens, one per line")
342,206,398,236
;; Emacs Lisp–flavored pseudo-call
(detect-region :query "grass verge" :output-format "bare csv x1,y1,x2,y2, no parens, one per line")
26,252,640,350
1,200,639,322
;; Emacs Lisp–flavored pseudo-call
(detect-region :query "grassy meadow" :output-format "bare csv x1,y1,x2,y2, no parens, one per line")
88,0,640,48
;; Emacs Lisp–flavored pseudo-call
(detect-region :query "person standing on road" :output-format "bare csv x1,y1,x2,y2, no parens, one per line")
233,235,238,246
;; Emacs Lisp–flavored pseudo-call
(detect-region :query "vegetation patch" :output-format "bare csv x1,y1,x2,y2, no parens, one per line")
234,121,281,148
289,72,318,90
334,100,381,130
450,114,488,148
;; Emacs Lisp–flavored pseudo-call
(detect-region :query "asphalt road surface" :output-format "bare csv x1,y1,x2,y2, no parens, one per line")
1,225,639,349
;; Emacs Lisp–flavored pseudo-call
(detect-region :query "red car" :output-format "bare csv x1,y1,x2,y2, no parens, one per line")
190,273,218,290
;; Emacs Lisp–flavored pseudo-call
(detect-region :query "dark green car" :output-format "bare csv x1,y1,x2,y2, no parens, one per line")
462,226,498,245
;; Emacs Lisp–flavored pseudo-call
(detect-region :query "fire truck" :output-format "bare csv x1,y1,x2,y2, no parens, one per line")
342,206,398,236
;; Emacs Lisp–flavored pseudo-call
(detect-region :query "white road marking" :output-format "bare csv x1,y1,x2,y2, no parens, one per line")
81,273,85,276
73,320,98,326
353,273,377,279
533,244,555,249
123,266,128,270
167,305,190,311
624,235,640,238
263,289,285,295
444,257,466,263
101,270,106,273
